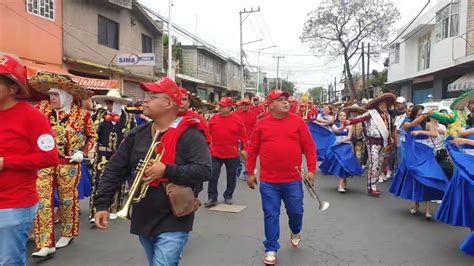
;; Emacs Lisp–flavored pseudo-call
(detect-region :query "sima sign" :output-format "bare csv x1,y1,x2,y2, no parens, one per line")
117,53,155,66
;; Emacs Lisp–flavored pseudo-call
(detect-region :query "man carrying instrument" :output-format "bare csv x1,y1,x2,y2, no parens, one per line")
88,90,136,223
247,89,316,265
93,77,211,265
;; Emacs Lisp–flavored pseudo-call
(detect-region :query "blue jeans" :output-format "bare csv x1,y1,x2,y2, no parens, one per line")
260,181,304,252
208,157,240,201
0,204,38,266
139,231,189,266
236,157,248,180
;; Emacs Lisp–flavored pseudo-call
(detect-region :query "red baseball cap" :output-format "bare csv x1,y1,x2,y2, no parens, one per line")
140,77,182,105
0,54,28,98
266,89,289,104
236,100,242,107
179,87,190,97
241,99,251,105
218,97,233,107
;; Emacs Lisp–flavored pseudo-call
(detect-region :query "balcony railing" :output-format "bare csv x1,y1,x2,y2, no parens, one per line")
452,29,474,60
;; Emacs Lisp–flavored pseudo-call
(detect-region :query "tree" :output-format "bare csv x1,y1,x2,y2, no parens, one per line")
301,0,400,100
269,79,295,95
163,34,183,73
308,87,324,103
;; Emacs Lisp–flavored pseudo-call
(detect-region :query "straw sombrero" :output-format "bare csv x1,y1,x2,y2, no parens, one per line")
92,89,132,105
341,104,366,115
29,71,92,100
366,93,396,110
450,90,474,111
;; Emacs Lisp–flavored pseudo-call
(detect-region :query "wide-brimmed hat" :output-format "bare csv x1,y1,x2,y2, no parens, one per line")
450,90,474,111
29,71,91,100
92,89,132,105
0,54,29,98
366,93,396,110
341,104,366,115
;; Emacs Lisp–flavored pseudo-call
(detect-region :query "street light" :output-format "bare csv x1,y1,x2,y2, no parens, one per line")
256,45,277,96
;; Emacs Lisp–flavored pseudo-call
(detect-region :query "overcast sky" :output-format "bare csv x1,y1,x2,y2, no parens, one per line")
138,0,436,92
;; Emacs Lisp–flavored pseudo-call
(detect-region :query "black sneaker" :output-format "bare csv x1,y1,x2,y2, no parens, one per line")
204,199,217,208
224,198,233,205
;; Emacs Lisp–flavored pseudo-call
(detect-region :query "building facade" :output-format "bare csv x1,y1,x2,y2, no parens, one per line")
387,0,474,104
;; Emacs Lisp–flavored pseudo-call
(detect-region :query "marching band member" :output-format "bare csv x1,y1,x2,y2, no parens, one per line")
88,90,136,223
319,111,364,193
343,93,396,197
0,55,58,265
388,105,449,219
178,88,211,143
205,97,247,207
235,98,257,181
93,77,211,265
247,89,316,265
29,71,97,257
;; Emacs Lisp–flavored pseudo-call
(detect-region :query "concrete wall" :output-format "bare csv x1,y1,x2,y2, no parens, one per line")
0,0,63,65
182,48,197,76
225,62,241,92
63,0,162,76
468,0,474,55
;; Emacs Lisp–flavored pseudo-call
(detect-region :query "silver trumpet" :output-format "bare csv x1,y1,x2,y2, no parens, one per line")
295,167,330,211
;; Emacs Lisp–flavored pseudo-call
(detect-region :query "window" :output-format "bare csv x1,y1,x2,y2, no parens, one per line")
26,0,55,20
390,43,400,65
435,0,459,41
418,32,431,71
98,15,119,50
142,34,153,53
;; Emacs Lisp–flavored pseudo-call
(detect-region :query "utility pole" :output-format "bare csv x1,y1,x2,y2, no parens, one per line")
334,76,337,102
239,7,260,99
257,45,277,96
167,0,174,80
273,55,284,89
367,42,371,96
361,42,366,99
343,64,347,101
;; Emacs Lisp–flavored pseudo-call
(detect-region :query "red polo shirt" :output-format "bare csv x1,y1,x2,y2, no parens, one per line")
0,102,59,209
247,113,317,183
235,109,257,139
208,113,247,159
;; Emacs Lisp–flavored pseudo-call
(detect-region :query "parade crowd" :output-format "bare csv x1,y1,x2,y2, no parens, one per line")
0,54,473,266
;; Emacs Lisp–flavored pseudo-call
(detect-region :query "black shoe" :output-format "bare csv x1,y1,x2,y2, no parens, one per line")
204,199,217,208
224,198,233,205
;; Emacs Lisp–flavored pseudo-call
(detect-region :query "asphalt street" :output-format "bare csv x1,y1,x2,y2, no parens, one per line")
27,168,474,266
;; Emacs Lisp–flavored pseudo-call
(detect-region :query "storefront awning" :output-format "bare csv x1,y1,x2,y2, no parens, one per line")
448,72,474,92
24,60,119,91
176,73,205,84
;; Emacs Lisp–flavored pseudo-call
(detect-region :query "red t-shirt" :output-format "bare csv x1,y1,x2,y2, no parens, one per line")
208,113,247,159
235,110,257,139
0,102,59,209
247,113,317,183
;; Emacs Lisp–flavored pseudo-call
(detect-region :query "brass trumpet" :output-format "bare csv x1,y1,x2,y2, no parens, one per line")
117,130,165,220
295,167,330,211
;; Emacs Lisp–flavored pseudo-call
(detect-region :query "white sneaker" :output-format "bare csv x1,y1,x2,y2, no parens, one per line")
378,178,384,183
338,186,346,193
290,233,301,248
109,213,118,220
386,170,393,179
263,251,277,265
32,247,56,257
89,218,95,224
55,237,73,249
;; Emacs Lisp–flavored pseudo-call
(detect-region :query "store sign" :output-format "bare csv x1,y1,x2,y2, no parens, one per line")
71,77,119,90
117,53,156,66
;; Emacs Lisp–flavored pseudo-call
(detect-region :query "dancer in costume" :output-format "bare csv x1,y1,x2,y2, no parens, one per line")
319,111,363,193
29,71,97,257
388,105,449,219
344,93,395,197
308,105,336,161
88,89,136,223
342,104,367,167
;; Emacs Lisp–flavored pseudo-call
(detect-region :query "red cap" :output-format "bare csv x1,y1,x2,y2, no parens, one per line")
0,55,28,98
179,87,190,97
266,89,289,104
219,97,233,107
241,99,251,105
236,101,242,107
140,77,182,105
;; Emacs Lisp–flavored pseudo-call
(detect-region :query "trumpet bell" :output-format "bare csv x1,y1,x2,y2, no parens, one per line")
319,201,330,211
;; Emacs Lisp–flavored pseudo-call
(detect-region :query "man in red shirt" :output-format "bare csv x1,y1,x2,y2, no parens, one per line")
247,89,316,265
206,97,247,206
234,99,257,181
0,55,58,266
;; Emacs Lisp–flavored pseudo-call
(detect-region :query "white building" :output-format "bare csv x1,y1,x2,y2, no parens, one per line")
387,0,474,104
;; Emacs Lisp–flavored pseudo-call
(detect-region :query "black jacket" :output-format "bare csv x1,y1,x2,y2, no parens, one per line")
94,122,211,238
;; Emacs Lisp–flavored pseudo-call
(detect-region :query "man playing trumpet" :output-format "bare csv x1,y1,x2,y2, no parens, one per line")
246,89,317,265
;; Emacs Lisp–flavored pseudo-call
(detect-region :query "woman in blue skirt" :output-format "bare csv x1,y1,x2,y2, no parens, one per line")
437,114,474,256
389,105,449,219
309,105,335,161
320,111,364,193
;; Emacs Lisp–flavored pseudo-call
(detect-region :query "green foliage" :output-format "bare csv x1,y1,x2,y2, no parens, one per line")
269,79,295,95
308,87,324,103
